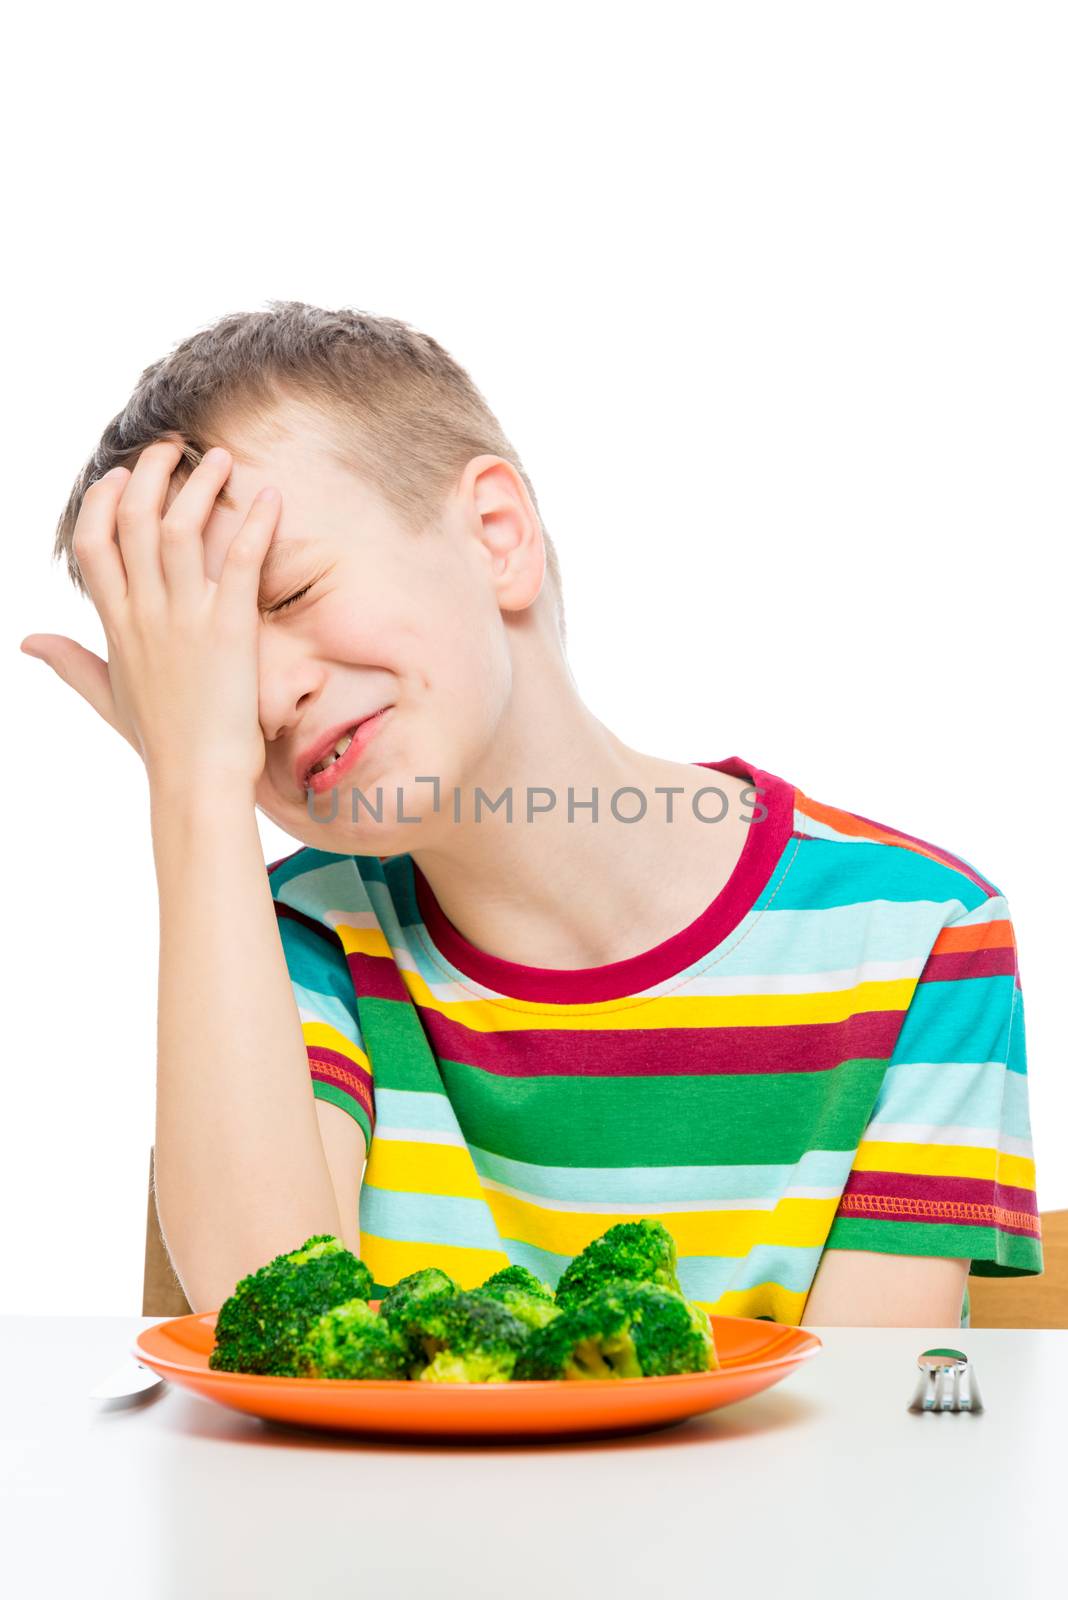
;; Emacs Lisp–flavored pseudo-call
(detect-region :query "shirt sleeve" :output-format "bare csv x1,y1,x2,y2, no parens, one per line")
269,867,375,1151
823,889,1043,1278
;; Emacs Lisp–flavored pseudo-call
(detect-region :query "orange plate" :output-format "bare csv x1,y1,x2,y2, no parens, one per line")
133,1302,821,1440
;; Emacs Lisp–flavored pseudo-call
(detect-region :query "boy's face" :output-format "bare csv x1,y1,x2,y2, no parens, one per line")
184,410,522,848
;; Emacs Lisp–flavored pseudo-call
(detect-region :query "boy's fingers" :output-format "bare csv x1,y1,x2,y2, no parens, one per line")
70,469,132,624
21,634,130,744
114,438,186,611
215,487,281,622
158,445,232,605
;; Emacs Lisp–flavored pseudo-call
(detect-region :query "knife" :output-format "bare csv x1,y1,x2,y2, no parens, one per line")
89,1357,166,1405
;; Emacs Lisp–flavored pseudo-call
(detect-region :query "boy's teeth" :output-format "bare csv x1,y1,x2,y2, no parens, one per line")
311,727,359,776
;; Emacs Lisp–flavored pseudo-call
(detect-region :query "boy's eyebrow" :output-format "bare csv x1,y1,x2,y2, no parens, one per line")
257,536,317,589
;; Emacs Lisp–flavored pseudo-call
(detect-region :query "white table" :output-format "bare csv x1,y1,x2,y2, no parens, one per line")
1,1317,1063,1599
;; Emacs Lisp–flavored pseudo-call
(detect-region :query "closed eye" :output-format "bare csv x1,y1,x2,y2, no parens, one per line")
267,582,315,614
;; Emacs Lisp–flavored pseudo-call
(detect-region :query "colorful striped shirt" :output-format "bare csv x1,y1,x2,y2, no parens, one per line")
268,755,1043,1327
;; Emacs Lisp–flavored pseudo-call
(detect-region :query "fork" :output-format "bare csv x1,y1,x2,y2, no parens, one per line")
907,1348,984,1414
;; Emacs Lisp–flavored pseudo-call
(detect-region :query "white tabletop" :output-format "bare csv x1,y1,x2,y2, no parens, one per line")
1,1316,1063,1599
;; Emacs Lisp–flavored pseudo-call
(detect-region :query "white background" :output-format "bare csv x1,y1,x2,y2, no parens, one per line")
3,2,1063,1314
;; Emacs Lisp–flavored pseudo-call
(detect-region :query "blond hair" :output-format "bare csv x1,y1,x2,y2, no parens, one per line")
53,299,565,644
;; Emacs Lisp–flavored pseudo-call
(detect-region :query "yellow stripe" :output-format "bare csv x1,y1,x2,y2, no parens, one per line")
364,1140,486,1200
706,1283,809,1327
301,1020,371,1071
854,1140,1036,1191
357,1170,837,1258
351,973,918,1030
480,1192,838,1257
334,923,396,961
325,931,918,1028
359,1232,510,1291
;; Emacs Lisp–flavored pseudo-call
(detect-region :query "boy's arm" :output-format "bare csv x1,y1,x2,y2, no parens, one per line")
803,889,1040,1327
152,783,349,1312
314,1098,366,1255
26,441,359,1315
800,1249,970,1327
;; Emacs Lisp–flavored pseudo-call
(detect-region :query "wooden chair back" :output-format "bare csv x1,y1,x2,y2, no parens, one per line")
967,1209,1068,1329
143,1146,192,1318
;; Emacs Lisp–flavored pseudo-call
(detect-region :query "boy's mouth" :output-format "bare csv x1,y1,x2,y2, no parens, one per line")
298,708,393,790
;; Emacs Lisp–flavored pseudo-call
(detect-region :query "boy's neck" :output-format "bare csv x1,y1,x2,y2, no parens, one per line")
406,722,757,973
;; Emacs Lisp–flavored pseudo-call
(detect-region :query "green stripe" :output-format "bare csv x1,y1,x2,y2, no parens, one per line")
437,1057,888,1166
824,1215,1043,1274
358,995,447,1093
311,1078,372,1151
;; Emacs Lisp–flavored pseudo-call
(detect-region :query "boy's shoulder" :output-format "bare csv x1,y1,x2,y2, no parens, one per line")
262,765,1008,930
265,845,391,920
786,771,1007,917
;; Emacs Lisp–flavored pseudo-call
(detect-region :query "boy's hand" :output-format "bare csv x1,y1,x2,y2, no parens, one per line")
21,439,281,795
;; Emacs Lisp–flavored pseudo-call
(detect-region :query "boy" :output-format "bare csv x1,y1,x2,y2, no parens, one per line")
23,301,1042,1326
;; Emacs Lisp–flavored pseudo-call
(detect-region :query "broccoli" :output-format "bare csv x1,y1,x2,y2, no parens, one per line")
474,1263,559,1331
295,1298,410,1379
378,1267,458,1359
379,1269,461,1373
208,1234,374,1376
513,1280,717,1380
378,1266,458,1326
477,1264,555,1302
471,1285,561,1332
553,1219,682,1308
401,1289,530,1383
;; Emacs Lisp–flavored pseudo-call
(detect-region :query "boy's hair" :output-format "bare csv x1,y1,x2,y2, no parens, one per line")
53,299,566,646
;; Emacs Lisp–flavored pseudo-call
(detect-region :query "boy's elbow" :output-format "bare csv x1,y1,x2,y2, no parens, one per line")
159,1215,345,1315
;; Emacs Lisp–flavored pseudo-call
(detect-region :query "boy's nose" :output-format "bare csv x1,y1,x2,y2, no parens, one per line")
259,669,327,754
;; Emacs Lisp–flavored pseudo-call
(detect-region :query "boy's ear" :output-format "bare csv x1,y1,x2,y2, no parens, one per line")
463,455,546,611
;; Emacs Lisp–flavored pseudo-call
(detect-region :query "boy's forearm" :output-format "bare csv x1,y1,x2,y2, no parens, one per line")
151,781,342,1313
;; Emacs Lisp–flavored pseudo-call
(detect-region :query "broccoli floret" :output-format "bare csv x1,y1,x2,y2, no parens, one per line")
295,1298,409,1379
379,1267,458,1326
208,1234,374,1376
378,1268,459,1365
379,1271,460,1374
471,1284,562,1332
402,1290,530,1383
553,1219,682,1308
475,1264,558,1331
478,1264,555,1303
513,1281,717,1380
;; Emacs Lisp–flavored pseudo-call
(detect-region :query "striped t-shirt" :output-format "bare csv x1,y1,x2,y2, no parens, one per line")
267,755,1043,1327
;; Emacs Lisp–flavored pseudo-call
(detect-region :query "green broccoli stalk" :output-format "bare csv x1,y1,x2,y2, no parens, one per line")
401,1290,530,1383
513,1281,717,1380
553,1219,682,1308
208,1234,374,1376
295,1299,409,1379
